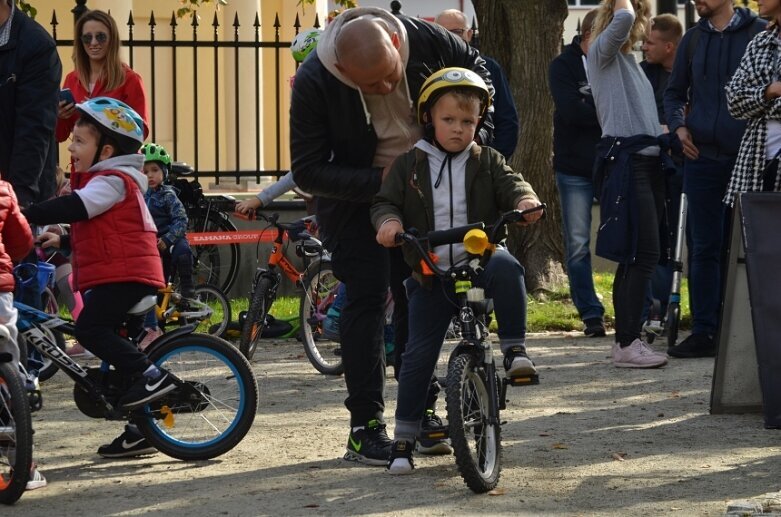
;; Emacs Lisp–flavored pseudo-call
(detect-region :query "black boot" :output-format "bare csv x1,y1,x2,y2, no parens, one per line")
175,253,196,299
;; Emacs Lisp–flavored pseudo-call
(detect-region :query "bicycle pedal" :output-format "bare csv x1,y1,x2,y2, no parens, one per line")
504,373,539,387
419,425,449,441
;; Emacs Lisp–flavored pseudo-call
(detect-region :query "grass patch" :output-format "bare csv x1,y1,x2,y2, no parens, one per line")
226,272,692,333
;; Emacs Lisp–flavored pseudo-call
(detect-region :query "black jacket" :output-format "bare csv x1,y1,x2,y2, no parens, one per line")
290,13,493,245
549,36,601,178
0,8,62,207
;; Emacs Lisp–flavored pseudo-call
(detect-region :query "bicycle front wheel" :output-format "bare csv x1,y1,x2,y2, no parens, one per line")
0,361,33,505
190,212,240,293
193,284,231,338
446,352,501,493
666,301,681,349
300,262,343,376
240,276,274,360
136,334,258,461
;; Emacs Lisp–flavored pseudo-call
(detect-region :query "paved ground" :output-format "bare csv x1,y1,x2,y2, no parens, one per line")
7,332,781,516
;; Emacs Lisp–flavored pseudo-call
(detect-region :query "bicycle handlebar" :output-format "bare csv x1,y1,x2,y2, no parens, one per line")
395,205,547,278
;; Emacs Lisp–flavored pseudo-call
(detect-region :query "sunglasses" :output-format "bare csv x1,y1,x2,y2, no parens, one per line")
81,32,108,45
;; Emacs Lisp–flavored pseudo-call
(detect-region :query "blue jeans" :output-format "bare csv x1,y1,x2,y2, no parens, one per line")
683,155,734,335
555,172,604,321
394,249,527,436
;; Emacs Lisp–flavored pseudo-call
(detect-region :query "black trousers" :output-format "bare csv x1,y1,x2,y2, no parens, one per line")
331,234,389,427
613,155,666,346
74,282,158,375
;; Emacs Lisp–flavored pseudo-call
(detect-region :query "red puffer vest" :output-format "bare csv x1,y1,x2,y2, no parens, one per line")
0,180,34,293
69,170,164,291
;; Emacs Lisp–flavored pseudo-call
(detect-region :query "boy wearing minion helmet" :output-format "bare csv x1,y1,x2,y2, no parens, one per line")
371,68,544,474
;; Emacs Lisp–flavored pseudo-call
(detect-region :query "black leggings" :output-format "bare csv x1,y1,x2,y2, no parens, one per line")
74,282,158,375
613,155,666,346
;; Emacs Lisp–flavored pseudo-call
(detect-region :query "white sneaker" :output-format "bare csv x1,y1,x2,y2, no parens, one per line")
612,339,668,368
26,465,47,491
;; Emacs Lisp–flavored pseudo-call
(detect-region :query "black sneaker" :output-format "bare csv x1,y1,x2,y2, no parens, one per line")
386,439,415,475
584,318,606,338
416,409,452,455
503,346,537,376
97,425,157,458
668,333,716,358
343,419,393,466
119,369,177,410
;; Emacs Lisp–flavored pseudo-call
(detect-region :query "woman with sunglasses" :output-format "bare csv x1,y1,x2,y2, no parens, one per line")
56,10,149,143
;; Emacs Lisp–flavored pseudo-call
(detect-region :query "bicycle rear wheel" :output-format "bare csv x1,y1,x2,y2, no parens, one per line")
192,284,231,338
0,361,33,505
300,262,343,376
136,334,258,461
240,276,274,360
446,352,501,493
190,212,240,293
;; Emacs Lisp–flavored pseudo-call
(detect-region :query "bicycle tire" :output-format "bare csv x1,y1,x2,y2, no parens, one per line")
192,284,231,338
190,211,240,293
135,334,258,461
666,302,681,350
27,288,65,382
445,352,501,493
0,361,33,505
299,262,344,376
240,276,274,360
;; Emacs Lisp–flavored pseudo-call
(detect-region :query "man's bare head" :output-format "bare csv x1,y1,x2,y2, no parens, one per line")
335,17,403,95
435,9,472,43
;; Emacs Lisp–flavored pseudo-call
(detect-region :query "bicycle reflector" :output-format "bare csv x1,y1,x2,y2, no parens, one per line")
463,229,492,255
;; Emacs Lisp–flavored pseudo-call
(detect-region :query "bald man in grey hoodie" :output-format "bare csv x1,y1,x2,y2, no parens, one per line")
291,7,493,466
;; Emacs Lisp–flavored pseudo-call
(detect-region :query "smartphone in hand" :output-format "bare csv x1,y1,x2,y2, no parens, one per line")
59,88,75,105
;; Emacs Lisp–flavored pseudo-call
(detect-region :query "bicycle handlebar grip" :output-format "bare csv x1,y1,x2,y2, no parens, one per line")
426,222,485,248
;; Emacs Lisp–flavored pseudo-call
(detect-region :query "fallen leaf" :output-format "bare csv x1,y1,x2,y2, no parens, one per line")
611,452,627,461
670,391,681,398
670,507,682,511
552,443,568,449
700,464,711,469
539,432,551,437
488,488,506,496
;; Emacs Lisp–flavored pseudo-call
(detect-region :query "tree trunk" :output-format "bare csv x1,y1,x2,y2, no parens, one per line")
472,0,568,295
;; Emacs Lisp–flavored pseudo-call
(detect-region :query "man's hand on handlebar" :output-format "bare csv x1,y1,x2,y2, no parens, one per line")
515,198,544,226
36,232,61,249
376,218,403,248
236,197,262,215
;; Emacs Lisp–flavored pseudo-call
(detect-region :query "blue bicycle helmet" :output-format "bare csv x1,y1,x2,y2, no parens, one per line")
76,97,145,155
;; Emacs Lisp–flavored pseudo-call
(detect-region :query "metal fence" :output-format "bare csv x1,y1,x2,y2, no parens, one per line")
49,3,322,184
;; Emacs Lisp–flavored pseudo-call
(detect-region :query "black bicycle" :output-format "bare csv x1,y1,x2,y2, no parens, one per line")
14,297,258,461
397,207,544,493
167,162,241,294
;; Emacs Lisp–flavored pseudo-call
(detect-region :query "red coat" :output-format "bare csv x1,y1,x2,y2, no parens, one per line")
0,180,34,293
56,64,149,143
69,170,164,291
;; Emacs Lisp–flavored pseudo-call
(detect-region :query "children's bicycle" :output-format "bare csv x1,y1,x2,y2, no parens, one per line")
153,282,231,338
14,296,258,461
237,211,342,374
0,325,33,505
396,207,544,493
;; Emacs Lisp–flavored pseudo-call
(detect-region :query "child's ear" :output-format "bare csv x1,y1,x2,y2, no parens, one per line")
422,111,429,124
98,144,116,162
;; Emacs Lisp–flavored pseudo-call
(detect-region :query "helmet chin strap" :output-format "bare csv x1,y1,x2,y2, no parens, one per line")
91,134,107,169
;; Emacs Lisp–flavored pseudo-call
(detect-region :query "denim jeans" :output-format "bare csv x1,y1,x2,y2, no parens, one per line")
613,155,665,346
555,172,604,322
683,155,734,335
395,249,527,436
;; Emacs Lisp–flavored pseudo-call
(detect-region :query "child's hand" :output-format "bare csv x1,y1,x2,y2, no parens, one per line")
236,197,262,214
376,219,403,248
157,239,168,251
36,232,61,249
515,198,544,226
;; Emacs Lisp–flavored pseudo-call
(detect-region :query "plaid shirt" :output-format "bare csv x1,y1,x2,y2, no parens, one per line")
725,25,781,205
0,0,14,47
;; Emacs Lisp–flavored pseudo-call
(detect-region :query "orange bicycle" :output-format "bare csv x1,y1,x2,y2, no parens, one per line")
236,212,342,374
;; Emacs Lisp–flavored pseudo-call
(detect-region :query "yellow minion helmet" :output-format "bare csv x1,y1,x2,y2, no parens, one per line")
417,67,491,125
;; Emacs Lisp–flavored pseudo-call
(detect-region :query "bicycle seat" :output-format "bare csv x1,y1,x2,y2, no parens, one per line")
127,295,158,316
170,161,195,176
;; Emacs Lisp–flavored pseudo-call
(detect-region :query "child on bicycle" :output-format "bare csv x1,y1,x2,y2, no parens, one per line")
139,142,196,344
23,97,172,458
371,67,544,474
